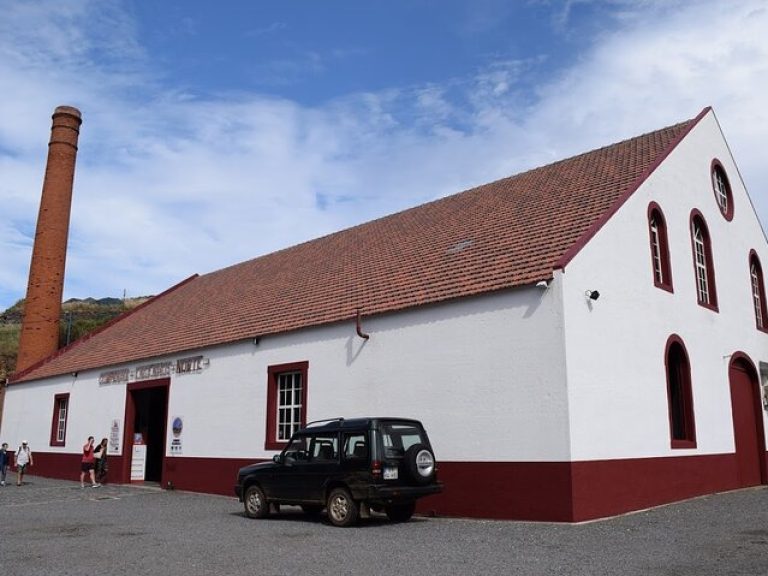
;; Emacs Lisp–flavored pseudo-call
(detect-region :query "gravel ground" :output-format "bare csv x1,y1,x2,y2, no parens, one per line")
1,476,766,576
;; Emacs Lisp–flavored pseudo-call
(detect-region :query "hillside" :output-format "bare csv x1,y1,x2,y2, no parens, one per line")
0,296,151,379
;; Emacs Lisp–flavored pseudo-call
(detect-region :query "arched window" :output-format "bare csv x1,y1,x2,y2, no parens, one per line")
749,251,768,331
647,203,673,291
665,336,696,449
711,160,734,221
690,211,718,311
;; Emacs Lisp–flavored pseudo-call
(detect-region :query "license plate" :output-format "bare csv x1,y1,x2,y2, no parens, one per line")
383,467,398,480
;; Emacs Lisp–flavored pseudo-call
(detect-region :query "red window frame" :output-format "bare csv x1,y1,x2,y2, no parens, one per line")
647,202,673,292
264,361,308,451
49,393,70,447
711,159,734,221
749,250,768,332
689,210,718,312
664,335,697,449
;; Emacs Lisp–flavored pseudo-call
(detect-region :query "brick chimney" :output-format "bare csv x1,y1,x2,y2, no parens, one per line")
16,106,82,373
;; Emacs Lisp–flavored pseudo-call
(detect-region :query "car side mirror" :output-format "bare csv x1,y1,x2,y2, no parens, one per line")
272,454,281,464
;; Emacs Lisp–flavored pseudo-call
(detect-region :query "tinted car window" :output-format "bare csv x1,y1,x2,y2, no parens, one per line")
342,433,368,460
309,434,338,461
381,423,427,458
284,435,310,461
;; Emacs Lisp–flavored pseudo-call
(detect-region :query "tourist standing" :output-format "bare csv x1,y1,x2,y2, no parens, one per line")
80,436,99,488
15,440,33,486
0,442,9,486
94,438,109,484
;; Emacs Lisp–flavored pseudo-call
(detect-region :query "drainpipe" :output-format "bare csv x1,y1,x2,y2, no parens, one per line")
355,309,370,340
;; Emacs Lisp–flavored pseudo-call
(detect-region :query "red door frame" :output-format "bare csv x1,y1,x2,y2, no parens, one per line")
121,378,170,485
728,353,767,486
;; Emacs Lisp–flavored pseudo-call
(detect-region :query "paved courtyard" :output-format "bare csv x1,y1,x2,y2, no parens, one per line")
1,475,766,575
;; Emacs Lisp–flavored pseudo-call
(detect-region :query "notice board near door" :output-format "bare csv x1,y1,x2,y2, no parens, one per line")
130,434,147,482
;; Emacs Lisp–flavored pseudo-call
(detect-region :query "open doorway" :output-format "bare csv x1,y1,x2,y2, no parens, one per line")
123,379,169,485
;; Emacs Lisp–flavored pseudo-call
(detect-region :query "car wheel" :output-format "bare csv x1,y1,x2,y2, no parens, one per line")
327,488,358,527
385,502,416,522
403,443,436,485
301,504,323,516
243,485,270,519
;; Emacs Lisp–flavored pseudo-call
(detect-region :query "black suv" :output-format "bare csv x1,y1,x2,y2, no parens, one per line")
235,417,442,527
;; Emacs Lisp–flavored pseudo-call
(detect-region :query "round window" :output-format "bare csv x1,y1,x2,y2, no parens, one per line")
711,160,733,221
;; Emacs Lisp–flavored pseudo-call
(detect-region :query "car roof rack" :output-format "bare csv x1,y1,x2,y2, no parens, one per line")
305,417,345,428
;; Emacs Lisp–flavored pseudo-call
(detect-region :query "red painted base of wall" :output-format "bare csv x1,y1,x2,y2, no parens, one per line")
27,452,125,486
421,461,574,521
24,451,767,522
163,456,255,495
570,453,738,521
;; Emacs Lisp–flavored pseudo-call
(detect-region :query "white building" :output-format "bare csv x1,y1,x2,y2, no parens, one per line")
2,107,766,521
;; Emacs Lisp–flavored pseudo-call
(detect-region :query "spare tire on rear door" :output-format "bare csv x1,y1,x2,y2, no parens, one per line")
403,443,436,485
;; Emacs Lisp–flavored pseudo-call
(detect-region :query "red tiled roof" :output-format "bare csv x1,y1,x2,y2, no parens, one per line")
12,110,706,383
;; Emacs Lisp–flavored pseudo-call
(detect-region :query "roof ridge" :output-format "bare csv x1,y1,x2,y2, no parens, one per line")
204,113,708,282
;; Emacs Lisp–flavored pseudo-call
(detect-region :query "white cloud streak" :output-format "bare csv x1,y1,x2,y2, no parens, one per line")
0,0,766,310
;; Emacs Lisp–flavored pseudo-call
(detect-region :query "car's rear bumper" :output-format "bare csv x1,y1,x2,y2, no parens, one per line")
366,482,443,503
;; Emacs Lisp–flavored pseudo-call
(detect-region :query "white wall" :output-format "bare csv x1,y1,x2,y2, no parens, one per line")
562,111,768,461
1,371,127,457
1,282,570,463
173,284,570,462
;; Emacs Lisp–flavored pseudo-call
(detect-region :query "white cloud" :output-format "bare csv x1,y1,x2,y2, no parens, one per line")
523,0,768,222
1,0,766,311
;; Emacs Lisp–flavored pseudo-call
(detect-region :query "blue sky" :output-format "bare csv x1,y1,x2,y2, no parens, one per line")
1,0,767,311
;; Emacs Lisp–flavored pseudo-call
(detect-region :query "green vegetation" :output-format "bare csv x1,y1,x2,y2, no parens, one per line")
0,296,151,377
0,323,19,380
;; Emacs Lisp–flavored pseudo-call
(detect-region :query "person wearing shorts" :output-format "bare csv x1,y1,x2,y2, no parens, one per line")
15,440,33,486
80,436,99,488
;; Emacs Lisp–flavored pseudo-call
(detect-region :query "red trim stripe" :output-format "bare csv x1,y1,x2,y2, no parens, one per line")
23,448,766,522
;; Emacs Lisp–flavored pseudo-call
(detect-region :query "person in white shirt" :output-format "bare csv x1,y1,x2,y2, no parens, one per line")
15,440,33,486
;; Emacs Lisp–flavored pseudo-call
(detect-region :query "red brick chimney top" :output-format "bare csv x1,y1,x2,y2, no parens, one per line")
54,105,81,118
